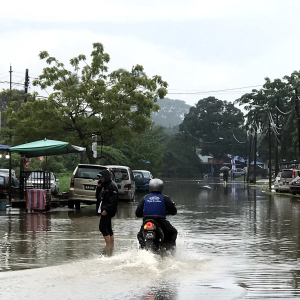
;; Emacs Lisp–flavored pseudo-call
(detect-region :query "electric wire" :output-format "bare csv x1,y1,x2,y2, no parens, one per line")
275,105,293,115
232,133,247,144
0,81,24,86
167,84,263,95
184,131,222,144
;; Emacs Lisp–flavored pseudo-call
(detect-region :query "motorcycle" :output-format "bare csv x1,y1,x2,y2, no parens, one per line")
138,218,175,255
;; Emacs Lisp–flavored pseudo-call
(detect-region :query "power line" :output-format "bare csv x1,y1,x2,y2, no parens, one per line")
0,81,24,86
167,85,263,95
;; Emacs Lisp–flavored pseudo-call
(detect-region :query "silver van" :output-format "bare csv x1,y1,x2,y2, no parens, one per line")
68,164,114,209
278,168,300,193
105,165,135,201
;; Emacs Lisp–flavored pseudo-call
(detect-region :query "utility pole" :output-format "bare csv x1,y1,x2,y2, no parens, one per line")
24,69,29,102
246,131,253,183
268,119,272,191
8,65,12,204
294,89,300,157
9,65,12,90
253,125,257,184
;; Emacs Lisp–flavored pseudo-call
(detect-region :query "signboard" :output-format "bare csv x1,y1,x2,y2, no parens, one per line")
208,158,224,164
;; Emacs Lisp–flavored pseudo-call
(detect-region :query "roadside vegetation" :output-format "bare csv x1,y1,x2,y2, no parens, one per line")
1,42,300,180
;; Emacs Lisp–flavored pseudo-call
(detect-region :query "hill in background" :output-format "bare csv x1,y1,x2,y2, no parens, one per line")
152,98,191,127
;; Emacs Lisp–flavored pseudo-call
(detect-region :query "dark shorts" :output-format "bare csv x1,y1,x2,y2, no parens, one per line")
99,215,113,236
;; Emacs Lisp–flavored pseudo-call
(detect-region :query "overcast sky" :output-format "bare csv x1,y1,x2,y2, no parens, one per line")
1,0,300,107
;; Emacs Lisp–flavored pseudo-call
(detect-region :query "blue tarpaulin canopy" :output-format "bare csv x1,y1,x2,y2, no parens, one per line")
0,144,10,151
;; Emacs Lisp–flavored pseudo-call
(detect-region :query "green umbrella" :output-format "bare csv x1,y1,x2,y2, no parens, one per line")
9,138,86,158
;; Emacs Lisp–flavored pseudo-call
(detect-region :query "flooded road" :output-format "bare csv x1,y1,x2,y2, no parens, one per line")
1,179,300,299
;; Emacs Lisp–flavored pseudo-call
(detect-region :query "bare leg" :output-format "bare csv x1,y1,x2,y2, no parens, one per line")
104,235,111,246
102,235,114,254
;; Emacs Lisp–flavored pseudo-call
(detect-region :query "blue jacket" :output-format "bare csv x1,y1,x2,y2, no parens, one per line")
135,192,177,219
143,193,166,217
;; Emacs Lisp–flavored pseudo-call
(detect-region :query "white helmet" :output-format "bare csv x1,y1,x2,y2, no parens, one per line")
149,178,164,193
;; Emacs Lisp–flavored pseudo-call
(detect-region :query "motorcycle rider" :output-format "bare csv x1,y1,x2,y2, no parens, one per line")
135,178,177,250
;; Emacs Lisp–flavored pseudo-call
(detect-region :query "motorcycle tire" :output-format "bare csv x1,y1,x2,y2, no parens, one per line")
145,239,158,252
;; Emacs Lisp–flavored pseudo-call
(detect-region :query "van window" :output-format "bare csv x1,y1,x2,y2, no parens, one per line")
110,168,129,183
281,170,293,178
75,166,106,179
142,171,151,179
134,172,144,179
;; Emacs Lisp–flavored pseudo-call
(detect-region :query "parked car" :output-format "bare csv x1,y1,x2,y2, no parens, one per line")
26,171,59,195
290,175,300,195
0,173,19,199
273,171,282,192
133,171,146,191
105,165,135,201
248,165,268,179
133,170,153,192
0,169,17,178
68,164,115,209
278,168,300,193
229,168,245,178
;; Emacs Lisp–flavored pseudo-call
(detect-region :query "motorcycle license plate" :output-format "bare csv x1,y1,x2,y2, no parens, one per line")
146,232,154,238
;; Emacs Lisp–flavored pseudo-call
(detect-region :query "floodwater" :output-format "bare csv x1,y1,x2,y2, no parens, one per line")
1,179,300,299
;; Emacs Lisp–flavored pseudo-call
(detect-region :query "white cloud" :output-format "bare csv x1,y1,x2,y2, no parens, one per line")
1,0,284,23
1,0,300,107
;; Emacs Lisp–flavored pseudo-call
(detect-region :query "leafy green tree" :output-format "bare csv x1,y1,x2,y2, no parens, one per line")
180,97,245,159
115,125,167,176
161,132,202,177
0,89,24,137
96,146,130,166
2,43,168,163
283,71,300,158
236,77,296,167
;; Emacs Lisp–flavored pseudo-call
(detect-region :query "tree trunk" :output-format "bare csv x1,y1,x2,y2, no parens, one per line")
85,144,96,164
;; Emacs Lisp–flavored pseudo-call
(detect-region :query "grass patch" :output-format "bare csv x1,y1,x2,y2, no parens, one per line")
56,172,72,193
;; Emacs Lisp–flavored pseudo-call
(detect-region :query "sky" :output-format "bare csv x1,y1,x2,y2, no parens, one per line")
1,0,300,107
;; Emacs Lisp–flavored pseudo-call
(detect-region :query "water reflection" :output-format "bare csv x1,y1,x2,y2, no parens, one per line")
140,280,178,300
25,213,49,232
1,180,300,298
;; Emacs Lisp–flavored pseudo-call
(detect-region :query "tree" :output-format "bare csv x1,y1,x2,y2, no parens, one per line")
283,71,300,159
0,89,24,137
115,125,167,175
235,77,296,166
179,97,245,159
2,43,168,163
162,132,203,177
